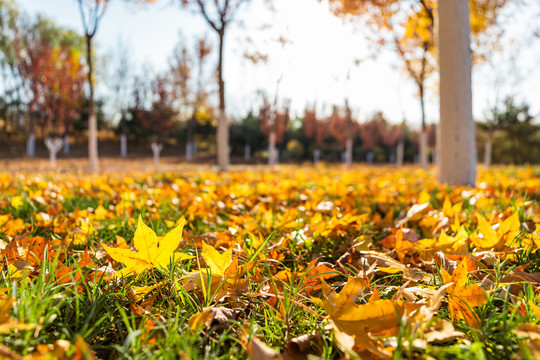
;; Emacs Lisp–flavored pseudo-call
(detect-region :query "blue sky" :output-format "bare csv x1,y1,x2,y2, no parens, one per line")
17,0,540,127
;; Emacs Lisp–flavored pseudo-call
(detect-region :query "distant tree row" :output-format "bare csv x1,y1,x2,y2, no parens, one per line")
117,95,540,166
1,0,538,175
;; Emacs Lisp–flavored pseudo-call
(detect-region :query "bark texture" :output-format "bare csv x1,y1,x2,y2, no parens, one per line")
437,0,477,186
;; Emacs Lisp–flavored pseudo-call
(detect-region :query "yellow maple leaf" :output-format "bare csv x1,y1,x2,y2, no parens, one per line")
473,211,521,249
94,204,108,220
435,226,469,254
10,196,23,209
102,216,193,276
201,242,232,276
499,211,522,247
312,277,421,337
442,196,463,218
131,281,166,302
441,258,487,328
182,242,248,303
529,301,540,321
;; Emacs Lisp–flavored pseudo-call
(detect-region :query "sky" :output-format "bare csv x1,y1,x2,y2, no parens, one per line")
16,0,540,128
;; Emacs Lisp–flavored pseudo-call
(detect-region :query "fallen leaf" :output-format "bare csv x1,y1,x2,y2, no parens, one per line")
441,259,487,328
101,216,193,276
188,306,239,330
247,337,279,360
0,295,34,334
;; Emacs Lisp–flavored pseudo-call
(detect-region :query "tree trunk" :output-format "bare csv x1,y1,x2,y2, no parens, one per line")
45,136,63,167
437,0,476,185
26,131,35,158
26,115,36,157
419,130,428,169
366,152,374,164
86,35,99,172
186,142,193,162
419,86,429,169
187,113,196,162
120,134,127,158
396,138,404,167
268,131,276,167
151,142,163,169
244,144,251,162
345,137,353,168
313,149,321,164
63,132,70,154
216,31,229,171
483,129,493,167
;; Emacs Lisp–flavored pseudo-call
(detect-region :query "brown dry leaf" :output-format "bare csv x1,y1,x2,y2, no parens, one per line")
339,250,405,273
331,320,392,360
0,344,22,359
187,306,239,330
130,293,159,316
515,323,540,341
247,337,280,360
501,266,540,294
395,228,425,263
514,323,540,358
282,332,322,360
403,267,432,283
423,319,464,343
435,252,478,276
396,201,430,227
399,286,437,303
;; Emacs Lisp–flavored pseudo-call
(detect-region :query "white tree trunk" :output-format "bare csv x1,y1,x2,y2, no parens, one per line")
26,132,35,158
396,138,404,167
345,138,353,168
313,149,321,164
45,137,63,167
419,130,429,169
268,131,276,167
217,110,229,171
437,0,476,186
186,141,193,162
483,131,492,168
366,152,374,164
120,134,127,158
89,110,99,172
63,134,70,154
244,144,251,162
151,142,163,169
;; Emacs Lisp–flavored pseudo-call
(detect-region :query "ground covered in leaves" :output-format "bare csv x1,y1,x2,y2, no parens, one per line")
1,165,540,359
